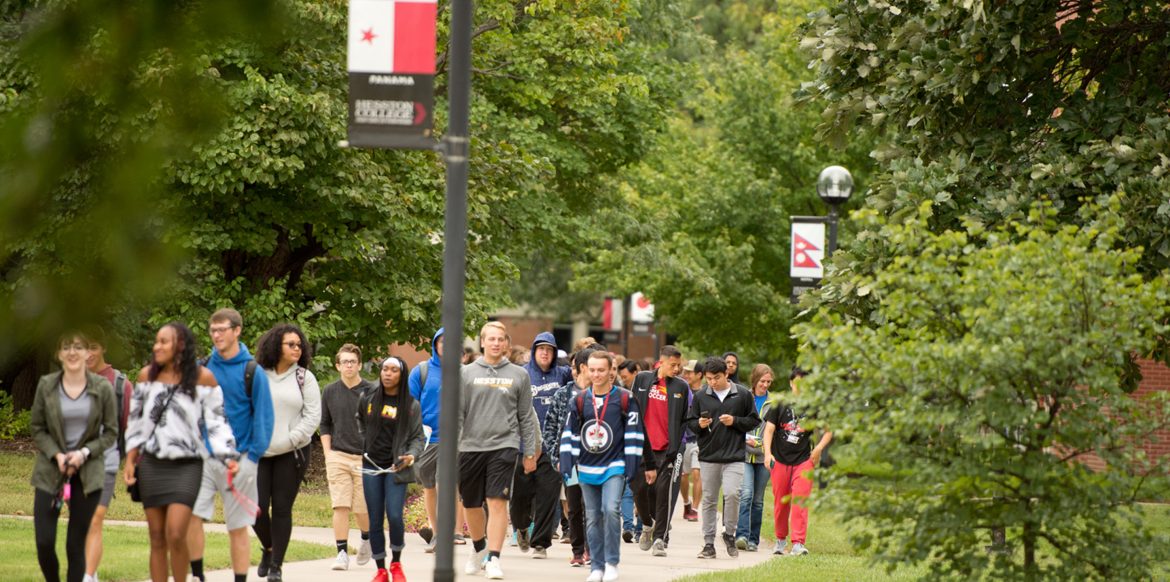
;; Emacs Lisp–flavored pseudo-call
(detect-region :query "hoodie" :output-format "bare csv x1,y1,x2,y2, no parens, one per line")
524,332,572,428
722,351,741,384
263,364,322,457
459,356,539,456
409,328,444,444
206,342,274,463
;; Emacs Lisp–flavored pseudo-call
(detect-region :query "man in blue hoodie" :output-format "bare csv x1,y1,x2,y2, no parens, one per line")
509,332,572,558
187,308,275,582
409,328,455,553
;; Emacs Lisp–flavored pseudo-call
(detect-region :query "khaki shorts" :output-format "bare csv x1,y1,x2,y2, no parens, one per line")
326,450,367,512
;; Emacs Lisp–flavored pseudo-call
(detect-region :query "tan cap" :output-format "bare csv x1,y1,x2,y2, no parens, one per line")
682,359,698,372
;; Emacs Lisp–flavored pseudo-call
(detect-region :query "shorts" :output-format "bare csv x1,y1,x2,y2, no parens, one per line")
325,450,367,511
417,443,440,489
193,456,259,530
99,471,117,507
458,448,518,508
682,442,700,474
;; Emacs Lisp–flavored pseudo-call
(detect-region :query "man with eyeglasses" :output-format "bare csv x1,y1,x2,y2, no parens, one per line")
187,308,274,582
320,343,375,570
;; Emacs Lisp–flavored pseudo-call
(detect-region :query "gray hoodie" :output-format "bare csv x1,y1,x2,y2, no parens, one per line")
459,357,539,456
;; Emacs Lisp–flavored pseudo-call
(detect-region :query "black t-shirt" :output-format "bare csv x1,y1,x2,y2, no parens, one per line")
766,403,813,466
365,396,400,467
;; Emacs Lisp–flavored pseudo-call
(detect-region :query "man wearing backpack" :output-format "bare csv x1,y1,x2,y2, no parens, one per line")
187,308,274,582
82,330,134,582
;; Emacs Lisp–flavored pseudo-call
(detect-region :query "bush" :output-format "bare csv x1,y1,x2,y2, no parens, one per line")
0,390,31,440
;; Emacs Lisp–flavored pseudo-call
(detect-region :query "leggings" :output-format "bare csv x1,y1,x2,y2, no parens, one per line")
35,474,101,582
362,470,408,560
254,445,308,566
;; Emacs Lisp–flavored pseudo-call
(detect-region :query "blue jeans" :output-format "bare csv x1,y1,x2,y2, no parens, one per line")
620,483,642,534
735,462,769,545
363,471,408,560
582,475,624,570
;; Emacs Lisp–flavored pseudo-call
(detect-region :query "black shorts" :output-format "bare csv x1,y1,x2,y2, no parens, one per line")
459,448,518,507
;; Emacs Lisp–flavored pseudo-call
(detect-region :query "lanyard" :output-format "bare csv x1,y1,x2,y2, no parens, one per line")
590,387,613,424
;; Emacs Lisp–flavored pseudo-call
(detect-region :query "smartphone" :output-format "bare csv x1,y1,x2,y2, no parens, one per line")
700,410,712,419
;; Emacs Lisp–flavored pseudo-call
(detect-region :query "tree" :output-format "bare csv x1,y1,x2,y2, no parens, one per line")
795,203,1170,579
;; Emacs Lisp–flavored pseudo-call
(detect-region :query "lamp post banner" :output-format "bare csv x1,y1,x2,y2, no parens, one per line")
347,0,438,149
790,217,826,281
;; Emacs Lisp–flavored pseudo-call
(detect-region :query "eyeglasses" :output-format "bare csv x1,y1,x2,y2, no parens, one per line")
338,360,359,366
209,325,238,335
283,342,303,350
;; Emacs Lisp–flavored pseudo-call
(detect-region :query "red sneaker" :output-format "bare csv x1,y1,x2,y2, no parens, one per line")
389,562,407,582
684,507,699,522
569,554,585,567
371,568,390,582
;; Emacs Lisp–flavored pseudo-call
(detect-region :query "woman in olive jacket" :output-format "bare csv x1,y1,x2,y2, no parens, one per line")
30,332,118,582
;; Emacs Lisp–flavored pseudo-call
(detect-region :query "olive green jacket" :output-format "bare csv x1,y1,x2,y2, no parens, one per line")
29,371,118,495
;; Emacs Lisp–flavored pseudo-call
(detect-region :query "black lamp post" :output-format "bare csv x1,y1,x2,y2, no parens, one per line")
816,165,853,256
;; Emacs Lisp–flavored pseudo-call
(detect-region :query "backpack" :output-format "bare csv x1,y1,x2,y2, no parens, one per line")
574,388,630,425
418,360,429,390
112,369,130,456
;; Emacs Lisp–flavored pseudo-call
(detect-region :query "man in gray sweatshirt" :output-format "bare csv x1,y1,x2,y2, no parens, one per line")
459,321,539,580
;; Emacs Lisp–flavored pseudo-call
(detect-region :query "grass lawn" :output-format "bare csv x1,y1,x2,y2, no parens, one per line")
0,517,330,582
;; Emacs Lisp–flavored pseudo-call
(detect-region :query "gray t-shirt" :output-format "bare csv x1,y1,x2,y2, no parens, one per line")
59,383,92,451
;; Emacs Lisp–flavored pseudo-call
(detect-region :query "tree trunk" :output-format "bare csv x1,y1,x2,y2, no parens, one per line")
1023,521,1037,580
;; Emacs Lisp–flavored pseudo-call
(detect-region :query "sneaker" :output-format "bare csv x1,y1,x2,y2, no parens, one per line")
585,570,603,582
790,542,809,556
746,541,758,552
357,540,372,565
622,530,633,543
532,546,548,559
561,533,573,544
651,539,666,557
389,562,407,582
509,528,519,546
424,537,437,554
603,564,619,582
638,531,653,551
570,554,586,567
465,548,488,575
683,507,699,522
258,548,272,577
517,528,531,553
723,533,739,557
268,566,283,582
735,537,748,550
584,549,591,565
371,568,390,582
453,533,467,545
419,526,434,544
332,549,351,571
773,539,788,555
697,544,716,559
485,556,504,579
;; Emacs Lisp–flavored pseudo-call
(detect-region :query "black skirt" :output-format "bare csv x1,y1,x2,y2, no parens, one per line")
138,454,202,509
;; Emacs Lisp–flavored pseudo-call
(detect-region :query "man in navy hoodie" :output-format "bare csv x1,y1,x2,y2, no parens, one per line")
510,332,572,558
188,308,274,582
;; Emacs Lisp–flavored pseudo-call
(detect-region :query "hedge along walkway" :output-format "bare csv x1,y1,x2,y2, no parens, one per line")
178,510,775,582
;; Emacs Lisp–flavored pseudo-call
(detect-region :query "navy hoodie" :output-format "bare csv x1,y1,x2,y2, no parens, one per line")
524,332,572,428
409,328,444,444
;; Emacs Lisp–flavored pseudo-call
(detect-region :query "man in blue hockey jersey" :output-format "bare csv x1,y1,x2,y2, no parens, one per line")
560,351,644,582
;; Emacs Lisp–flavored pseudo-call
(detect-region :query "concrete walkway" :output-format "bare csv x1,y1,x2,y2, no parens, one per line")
117,513,774,582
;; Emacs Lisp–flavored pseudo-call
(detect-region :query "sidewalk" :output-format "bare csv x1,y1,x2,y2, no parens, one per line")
120,513,774,582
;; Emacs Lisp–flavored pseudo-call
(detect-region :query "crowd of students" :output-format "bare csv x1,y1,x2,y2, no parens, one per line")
28,313,830,582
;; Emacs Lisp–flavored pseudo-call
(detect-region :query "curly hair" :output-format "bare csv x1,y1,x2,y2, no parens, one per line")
148,322,200,396
255,323,312,370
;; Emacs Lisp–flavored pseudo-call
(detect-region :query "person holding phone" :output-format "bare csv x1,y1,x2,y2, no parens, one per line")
357,357,426,582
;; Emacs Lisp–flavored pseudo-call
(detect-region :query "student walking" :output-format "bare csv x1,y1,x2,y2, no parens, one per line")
542,349,593,566
125,323,240,582
559,351,644,582
359,357,427,582
735,364,774,552
321,343,374,570
253,323,322,581
31,331,118,582
762,367,832,556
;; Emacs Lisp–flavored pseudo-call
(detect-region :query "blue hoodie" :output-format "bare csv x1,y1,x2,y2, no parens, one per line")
206,342,274,463
524,332,572,428
409,328,443,444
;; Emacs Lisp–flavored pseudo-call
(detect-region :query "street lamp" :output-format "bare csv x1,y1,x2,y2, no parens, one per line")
816,165,853,255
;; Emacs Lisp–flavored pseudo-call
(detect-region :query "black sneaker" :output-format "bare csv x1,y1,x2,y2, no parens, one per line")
419,526,434,544
723,534,739,557
517,528,531,552
622,530,633,543
258,549,272,577
267,565,282,582
697,544,716,559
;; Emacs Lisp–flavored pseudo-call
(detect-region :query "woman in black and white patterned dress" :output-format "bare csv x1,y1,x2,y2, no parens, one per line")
123,322,239,582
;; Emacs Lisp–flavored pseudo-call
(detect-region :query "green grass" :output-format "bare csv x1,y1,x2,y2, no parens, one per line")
0,517,330,582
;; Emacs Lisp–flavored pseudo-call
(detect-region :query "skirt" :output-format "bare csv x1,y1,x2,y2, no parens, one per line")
138,454,203,509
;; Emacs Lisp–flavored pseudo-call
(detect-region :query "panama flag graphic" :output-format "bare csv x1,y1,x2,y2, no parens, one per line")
348,0,437,74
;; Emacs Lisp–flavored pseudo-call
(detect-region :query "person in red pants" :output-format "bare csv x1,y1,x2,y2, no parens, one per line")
761,367,832,556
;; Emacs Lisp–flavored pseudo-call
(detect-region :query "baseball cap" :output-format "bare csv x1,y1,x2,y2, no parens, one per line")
682,359,698,372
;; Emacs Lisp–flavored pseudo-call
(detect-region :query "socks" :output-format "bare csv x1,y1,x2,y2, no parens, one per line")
361,530,370,540
488,550,500,559
235,575,247,582
190,559,204,580
473,537,487,552
337,539,348,553
376,558,386,569
392,549,402,563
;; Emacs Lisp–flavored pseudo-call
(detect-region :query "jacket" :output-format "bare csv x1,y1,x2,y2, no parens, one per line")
206,343,274,463
264,364,321,457
630,370,693,464
745,396,772,463
458,357,539,456
408,328,444,444
30,372,118,495
541,381,581,470
686,383,761,464
357,387,427,484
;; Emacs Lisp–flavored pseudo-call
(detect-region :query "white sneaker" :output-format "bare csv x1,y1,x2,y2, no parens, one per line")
356,540,372,565
603,564,619,581
585,569,603,582
773,539,788,555
465,548,488,575
424,537,437,554
485,556,504,579
331,549,350,571
790,542,809,556
83,575,98,582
